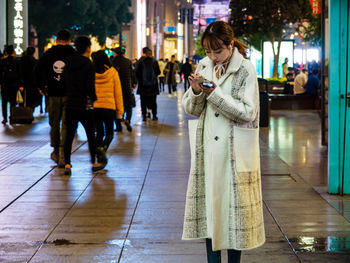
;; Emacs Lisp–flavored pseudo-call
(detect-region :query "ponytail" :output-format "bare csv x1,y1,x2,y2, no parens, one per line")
233,38,248,59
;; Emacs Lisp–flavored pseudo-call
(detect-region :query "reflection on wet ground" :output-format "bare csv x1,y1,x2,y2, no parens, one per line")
290,236,350,253
0,94,350,262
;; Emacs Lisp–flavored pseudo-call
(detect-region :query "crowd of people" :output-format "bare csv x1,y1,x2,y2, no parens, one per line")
0,20,268,262
282,57,321,96
0,29,194,175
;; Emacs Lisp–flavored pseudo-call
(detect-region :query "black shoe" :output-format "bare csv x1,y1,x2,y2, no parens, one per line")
125,120,132,132
2,119,7,125
50,150,59,164
64,164,72,175
142,116,147,121
92,162,106,172
96,147,107,164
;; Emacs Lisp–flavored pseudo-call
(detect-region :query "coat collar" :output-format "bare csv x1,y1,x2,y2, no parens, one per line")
198,47,244,85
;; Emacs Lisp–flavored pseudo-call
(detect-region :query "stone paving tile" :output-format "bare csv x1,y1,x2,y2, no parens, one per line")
0,95,350,262
31,244,121,263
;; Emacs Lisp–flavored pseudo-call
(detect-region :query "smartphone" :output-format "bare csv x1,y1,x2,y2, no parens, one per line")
195,78,214,88
202,81,214,89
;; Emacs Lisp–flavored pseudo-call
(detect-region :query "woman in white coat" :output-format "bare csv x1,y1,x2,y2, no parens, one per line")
182,21,265,263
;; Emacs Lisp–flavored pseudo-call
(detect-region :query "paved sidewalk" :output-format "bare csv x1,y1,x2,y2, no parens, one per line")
0,93,349,262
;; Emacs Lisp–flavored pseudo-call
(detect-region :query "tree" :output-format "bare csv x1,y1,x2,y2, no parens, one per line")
29,0,133,52
194,33,206,58
229,0,313,77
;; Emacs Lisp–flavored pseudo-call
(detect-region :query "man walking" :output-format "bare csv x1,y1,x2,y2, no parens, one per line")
180,58,193,92
112,47,134,132
63,36,105,175
0,45,22,124
35,29,75,167
136,48,160,121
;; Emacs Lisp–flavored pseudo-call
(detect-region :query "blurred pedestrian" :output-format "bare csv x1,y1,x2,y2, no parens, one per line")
92,50,124,163
305,69,320,96
182,21,265,263
294,68,308,95
164,55,179,95
112,47,134,132
158,58,166,92
63,36,105,175
0,45,23,124
20,47,41,111
180,58,193,92
136,48,160,121
35,29,75,167
282,57,289,78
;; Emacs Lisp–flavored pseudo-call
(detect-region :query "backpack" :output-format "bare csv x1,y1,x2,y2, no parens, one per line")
2,58,20,85
142,58,155,86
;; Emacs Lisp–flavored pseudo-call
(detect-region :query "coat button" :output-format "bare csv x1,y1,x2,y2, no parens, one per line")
215,112,219,117
214,136,219,141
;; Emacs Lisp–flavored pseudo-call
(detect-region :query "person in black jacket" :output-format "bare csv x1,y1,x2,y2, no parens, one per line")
20,47,41,110
180,58,193,92
112,47,134,132
35,29,75,167
0,45,23,124
63,35,105,175
136,48,160,121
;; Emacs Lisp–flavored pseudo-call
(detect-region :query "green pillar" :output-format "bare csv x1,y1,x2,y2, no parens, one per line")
328,0,350,194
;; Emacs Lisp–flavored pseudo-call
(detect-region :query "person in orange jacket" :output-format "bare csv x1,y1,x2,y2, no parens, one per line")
92,50,124,164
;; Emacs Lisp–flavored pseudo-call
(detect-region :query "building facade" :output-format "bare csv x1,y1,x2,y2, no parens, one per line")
192,0,230,36
123,0,194,61
328,0,350,194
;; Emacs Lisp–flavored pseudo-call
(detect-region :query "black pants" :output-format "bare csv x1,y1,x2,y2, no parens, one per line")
167,83,177,94
140,95,157,118
1,88,17,122
64,109,96,165
184,77,190,91
94,108,115,151
124,103,133,122
206,239,241,263
159,77,165,91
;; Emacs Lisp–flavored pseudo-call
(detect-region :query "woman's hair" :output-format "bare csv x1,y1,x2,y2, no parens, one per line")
91,50,112,74
201,21,248,59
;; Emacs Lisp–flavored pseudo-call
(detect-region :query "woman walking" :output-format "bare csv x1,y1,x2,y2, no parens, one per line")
164,54,179,95
91,50,124,162
182,21,265,263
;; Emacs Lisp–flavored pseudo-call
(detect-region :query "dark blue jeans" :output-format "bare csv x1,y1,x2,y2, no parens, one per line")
206,239,241,263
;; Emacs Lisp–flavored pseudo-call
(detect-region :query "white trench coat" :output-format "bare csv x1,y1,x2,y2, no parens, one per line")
182,48,265,251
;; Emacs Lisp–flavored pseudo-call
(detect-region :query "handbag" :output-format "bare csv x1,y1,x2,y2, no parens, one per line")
16,90,24,104
175,73,181,84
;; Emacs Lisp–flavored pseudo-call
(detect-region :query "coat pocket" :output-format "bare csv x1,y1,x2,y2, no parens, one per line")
233,126,260,173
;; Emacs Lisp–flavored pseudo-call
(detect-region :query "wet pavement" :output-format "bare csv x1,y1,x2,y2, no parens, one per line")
0,91,350,262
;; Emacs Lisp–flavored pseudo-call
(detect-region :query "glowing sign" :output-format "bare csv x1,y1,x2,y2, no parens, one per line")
13,0,24,54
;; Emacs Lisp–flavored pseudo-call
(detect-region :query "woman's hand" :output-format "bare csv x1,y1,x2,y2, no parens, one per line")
188,73,202,94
